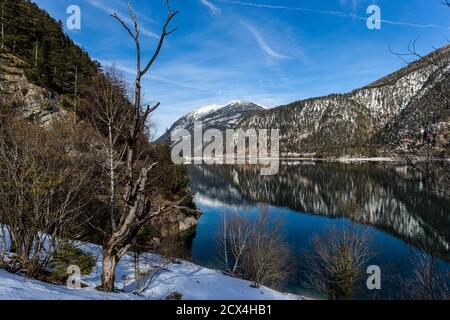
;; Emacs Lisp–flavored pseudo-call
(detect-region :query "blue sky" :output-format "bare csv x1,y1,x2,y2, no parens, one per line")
34,0,450,136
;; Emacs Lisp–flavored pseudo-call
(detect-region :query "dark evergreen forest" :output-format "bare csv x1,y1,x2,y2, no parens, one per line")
0,0,98,94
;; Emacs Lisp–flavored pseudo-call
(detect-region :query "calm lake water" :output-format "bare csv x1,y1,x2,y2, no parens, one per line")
186,162,450,299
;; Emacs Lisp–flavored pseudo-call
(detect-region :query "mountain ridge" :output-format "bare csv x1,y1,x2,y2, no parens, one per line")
236,44,450,157
160,45,449,157
158,100,266,142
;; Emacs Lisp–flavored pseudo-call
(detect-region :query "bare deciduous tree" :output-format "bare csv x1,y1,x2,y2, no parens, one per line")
396,242,449,300
97,0,182,292
303,225,374,300
377,1,450,197
218,213,251,276
0,119,90,276
381,40,450,196
90,67,131,231
218,210,291,288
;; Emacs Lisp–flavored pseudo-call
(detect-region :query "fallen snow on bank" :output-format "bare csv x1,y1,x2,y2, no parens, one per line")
0,242,301,301
0,269,133,300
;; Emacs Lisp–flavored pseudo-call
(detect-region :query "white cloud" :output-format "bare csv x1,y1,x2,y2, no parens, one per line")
97,59,208,91
339,0,360,12
84,0,160,39
243,23,290,60
199,0,221,15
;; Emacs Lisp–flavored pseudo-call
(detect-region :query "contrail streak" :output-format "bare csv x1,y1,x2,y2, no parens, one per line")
213,0,450,30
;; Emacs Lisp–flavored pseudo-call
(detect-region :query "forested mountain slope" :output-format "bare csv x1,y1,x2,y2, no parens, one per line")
237,45,450,157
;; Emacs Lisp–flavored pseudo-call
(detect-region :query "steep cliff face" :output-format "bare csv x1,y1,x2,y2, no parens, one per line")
237,45,450,157
0,53,66,126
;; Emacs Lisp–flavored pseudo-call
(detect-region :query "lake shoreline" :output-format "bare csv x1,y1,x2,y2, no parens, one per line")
281,157,450,162
183,157,450,164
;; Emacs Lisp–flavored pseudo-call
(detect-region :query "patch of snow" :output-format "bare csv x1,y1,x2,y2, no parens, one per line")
0,269,135,300
187,104,224,120
186,100,266,121
0,238,302,300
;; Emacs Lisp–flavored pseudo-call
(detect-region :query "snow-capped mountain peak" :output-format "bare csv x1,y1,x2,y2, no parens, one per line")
224,100,267,109
187,100,267,121
158,100,266,142
187,104,223,120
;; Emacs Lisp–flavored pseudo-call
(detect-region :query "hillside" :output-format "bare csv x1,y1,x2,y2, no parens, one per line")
0,0,198,246
237,45,450,157
0,0,96,94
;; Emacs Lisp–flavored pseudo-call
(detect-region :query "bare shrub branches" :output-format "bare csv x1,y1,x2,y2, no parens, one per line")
218,210,291,288
378,2,450,196
0,118,90,276
218,214,251,276
396,242,449,300
303,225,374,300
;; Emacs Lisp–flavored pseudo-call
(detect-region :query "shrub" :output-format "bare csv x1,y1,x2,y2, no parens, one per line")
218,210,291,289
303,225,374,300
165,291,183,300
0,118,91,277
396,242,449,300
49,242,96,283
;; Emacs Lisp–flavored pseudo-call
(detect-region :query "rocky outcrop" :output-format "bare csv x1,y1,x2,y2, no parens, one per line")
151,210,200,238
0,53,66,126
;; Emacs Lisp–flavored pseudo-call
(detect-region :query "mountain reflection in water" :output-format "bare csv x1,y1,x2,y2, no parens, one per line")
187,162,450,298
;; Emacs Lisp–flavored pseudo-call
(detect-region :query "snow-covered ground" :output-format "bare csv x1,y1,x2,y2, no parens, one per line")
0,268,133,300
0,241,301,301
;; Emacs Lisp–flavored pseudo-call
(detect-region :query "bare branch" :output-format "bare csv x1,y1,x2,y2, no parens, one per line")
141,1,179,76
111,12,136,40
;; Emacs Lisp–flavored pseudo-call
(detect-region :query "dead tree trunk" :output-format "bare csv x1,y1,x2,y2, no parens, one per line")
73,65,78,126
101,245,117,291
1,0,5,51
100,0,179,292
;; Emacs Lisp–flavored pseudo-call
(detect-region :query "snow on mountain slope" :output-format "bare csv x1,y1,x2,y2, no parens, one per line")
158,101,265,143
237,45,450,157
186,104,224,120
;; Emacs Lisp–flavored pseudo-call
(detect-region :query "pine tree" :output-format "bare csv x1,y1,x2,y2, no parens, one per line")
2,0,98,94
